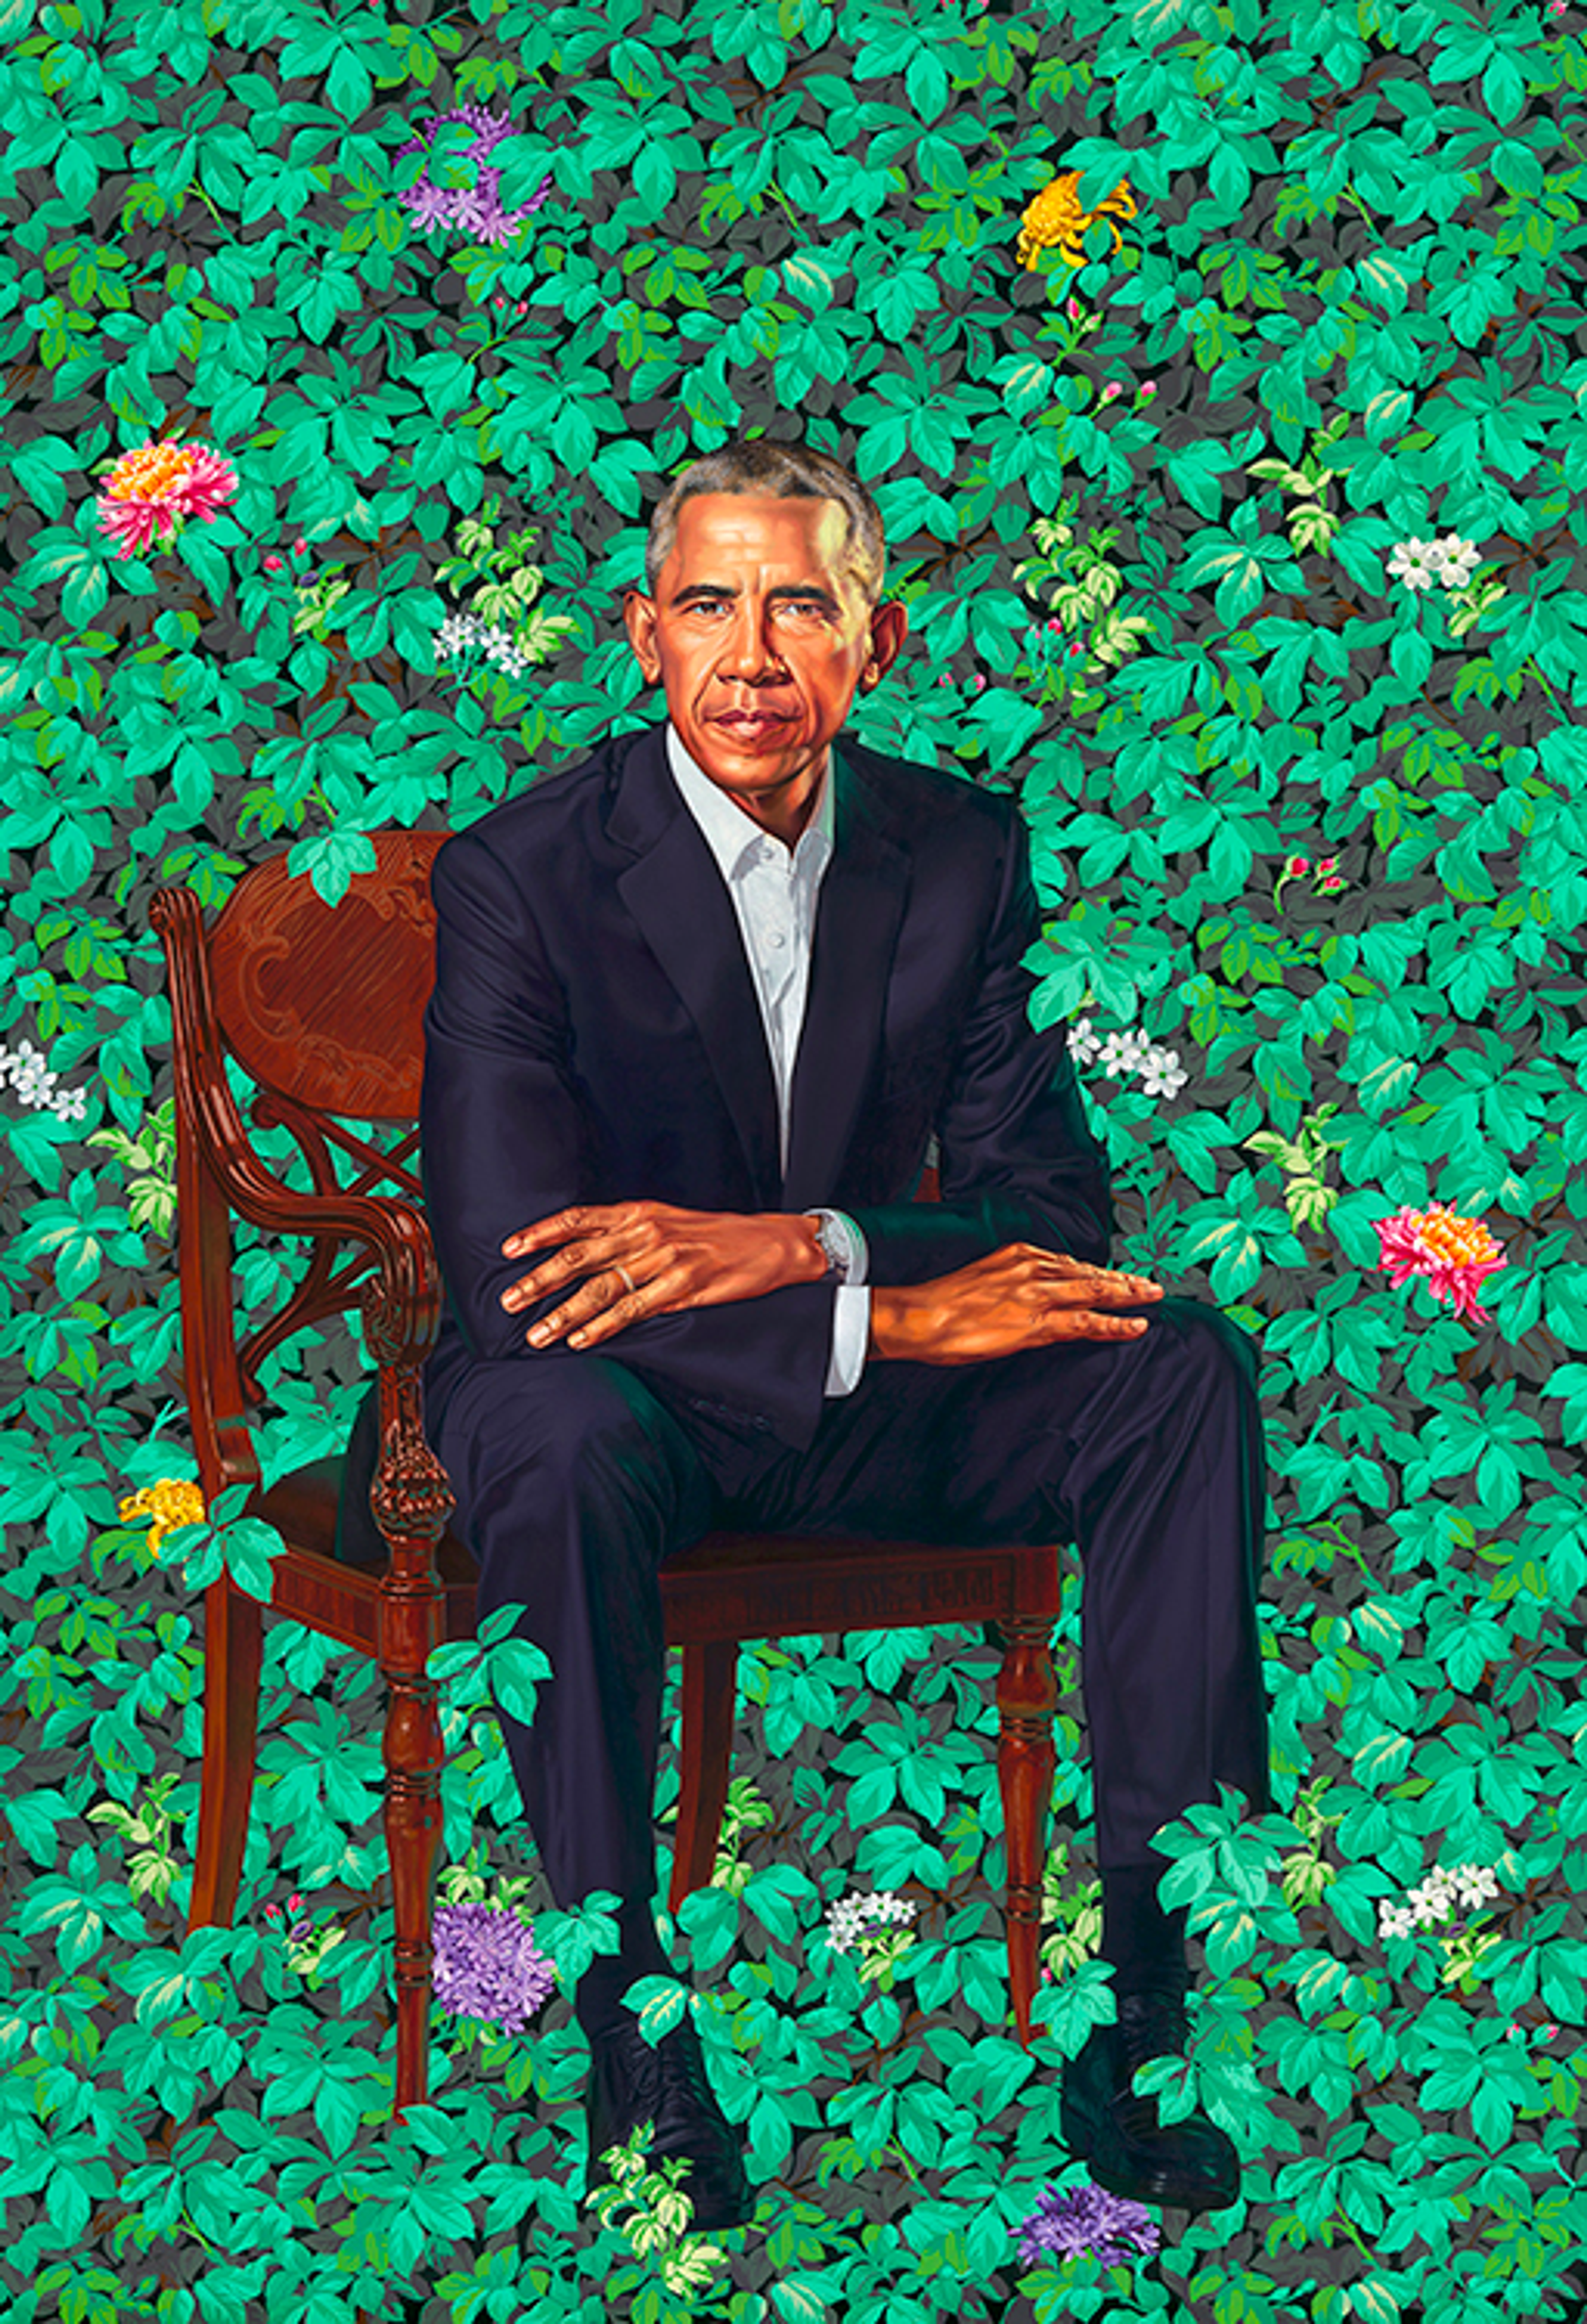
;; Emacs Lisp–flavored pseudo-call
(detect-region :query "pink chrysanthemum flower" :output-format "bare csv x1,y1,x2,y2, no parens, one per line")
1375,1203,1506,1325
96,439,238,559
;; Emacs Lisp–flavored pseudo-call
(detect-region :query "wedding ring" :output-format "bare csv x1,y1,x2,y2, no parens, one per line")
614,1265,636,1294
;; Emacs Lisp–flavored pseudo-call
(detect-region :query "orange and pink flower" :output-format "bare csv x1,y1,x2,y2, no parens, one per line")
95,438,238,560
1375,1203,1506,1325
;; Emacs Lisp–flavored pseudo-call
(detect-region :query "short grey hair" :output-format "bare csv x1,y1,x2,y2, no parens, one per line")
642,438,886,607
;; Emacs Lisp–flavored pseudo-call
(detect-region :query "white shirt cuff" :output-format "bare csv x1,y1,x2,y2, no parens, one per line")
824,1285,872,1397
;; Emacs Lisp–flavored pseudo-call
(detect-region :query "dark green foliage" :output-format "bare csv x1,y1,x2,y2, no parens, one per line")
3,0,1586,2317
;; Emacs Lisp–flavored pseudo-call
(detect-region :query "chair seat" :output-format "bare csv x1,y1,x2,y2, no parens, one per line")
256,1460,1064,1654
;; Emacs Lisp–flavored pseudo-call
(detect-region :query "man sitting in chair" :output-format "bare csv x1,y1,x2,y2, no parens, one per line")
417,438,1272,2229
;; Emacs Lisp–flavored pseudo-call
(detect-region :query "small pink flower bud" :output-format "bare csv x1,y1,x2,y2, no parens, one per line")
1315,855,1340,875
1046,617,1063,633
1318,875,1347,893
972,673,987,692
938,673,953,685
1070,642,1085,657
1137,381,1158,400
517,301,528,313
264,1903,281,1921
292,538,309,557
1099,382,1121,402
1283,854,1311,877
1066,297,1082,321
263,553,284,571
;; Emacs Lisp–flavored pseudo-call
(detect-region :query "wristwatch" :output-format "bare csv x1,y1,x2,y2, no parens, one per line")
804,1208,863,1283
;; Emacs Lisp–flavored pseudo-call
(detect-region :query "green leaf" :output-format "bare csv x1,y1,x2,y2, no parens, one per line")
772,2281,830,2324
626,1974,689,2045
781,251,837,311
62,558,110,627
486,1636,550,1724
286,830,378,905
1032,1960,1116,2059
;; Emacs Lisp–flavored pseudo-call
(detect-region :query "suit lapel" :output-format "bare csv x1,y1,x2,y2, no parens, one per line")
612,728,782,1205
782,743,909,1211
608,724,910,1215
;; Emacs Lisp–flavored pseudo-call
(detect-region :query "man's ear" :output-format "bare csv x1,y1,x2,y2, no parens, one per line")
864,597,909,683
623,587,661,680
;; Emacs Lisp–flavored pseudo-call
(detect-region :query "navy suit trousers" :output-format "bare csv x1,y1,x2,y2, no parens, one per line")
422,1295,1273,1912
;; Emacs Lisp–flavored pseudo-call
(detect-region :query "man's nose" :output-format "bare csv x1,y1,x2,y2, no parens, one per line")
715,600,789,675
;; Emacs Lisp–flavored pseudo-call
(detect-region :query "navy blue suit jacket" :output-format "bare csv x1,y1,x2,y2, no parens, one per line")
419,718,1115,1455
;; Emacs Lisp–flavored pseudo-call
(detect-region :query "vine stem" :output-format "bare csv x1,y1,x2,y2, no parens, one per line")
1523,654,1564,712
762,179,804,235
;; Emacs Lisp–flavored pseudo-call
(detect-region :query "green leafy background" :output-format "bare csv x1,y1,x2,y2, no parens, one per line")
3,0,1585,2318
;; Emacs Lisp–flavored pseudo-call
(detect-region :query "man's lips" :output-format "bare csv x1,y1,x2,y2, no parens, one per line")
712,711,792,736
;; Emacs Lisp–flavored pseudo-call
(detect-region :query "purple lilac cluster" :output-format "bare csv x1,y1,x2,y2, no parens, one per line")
432,1901,557,2035
395,102,553,245
1014,2180,1162,2268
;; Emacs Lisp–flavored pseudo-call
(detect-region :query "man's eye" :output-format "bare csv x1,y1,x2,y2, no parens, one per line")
687,598,827,618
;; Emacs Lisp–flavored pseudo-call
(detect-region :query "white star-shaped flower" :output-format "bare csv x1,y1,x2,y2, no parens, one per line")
1427,534,1480,589
1387,538,1440,591
1139,1047,1188,1100
1453,1864,1499,1909
1098,1031,1150,1079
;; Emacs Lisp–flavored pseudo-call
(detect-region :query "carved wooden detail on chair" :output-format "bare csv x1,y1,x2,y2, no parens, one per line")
154,832,1071,2125
207,832,446,1120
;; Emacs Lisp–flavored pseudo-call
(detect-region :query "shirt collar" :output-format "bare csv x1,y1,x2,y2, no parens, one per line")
666,721,835,883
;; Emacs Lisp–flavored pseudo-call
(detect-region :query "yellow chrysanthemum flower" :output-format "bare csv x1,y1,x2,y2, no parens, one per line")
119,1478,207,1551
1017,172,1138,271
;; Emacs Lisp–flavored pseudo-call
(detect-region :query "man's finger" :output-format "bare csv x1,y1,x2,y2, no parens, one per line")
526,1266,637,1346
501,1206,622,1259
1040,1270,1161,1304
502,1238,627,1308
560,1261,699,1350
1052,1310,1152,1340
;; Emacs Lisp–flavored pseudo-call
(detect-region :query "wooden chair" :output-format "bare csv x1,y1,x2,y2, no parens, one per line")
152,832,1065,2116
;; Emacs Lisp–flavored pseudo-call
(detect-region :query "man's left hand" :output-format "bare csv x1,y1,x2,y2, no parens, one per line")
500,1202,828,1351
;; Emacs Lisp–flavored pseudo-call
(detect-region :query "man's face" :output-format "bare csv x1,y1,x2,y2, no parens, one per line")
624,492,907,839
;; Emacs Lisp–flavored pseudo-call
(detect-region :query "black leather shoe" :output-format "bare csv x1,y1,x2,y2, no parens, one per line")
1061,1982,1239,2215
585,2013,753,2234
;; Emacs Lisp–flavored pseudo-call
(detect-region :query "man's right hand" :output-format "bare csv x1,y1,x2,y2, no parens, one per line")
867,1245,1163,1365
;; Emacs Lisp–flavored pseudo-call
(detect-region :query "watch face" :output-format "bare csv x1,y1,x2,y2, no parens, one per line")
817,1213,848,1279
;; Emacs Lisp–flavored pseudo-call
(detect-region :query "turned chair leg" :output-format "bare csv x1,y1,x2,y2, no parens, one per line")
187,1574,263,1932
384,1670,444,2117
668,1641,736,1914
996,1613,1058,2049
368,1359,454,2119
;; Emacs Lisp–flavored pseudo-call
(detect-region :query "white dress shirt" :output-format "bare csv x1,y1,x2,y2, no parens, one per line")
666,723,872,1397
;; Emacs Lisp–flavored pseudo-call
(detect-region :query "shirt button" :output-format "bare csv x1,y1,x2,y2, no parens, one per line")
768,932,786,948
